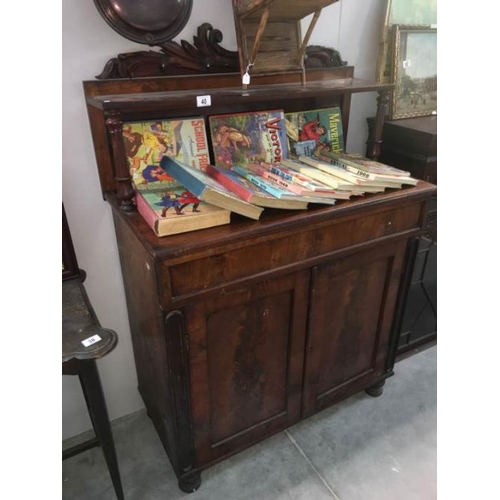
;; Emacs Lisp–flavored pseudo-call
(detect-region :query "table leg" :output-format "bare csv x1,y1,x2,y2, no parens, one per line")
79,360,125,500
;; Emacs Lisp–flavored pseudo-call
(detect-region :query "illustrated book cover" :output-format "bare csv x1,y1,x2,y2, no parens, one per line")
208,109,288,169
160,156,264,220
122,117,210,190
204,164,308,210
134,183,230,237
284,107,344,158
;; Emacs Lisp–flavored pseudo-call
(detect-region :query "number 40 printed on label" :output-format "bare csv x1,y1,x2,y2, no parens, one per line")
196,95,211,107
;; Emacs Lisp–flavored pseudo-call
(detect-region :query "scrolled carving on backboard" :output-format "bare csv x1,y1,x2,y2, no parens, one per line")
96,23,240,79
96,23,347,79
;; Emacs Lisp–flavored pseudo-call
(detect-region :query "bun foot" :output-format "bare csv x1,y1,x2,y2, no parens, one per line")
179,471,201,493
365,380,385,397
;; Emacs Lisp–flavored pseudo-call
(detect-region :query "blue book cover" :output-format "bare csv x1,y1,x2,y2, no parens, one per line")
160,157,263,220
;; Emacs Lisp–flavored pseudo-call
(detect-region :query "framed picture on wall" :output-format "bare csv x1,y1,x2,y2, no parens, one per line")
376,0,437,83
390,25,437,120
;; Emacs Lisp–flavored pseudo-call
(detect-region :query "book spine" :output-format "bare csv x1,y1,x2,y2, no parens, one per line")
298,156,360,185
275,166,329,192
246,163,268,177
269,165,294,182
134,192,160,235
248,175,282,198
160,157,205,197
204,164,253,203
277,160,329,191
246,163,304,194
317,154,374,180
261,170,307,195
319,150,365,170
234,167,284,198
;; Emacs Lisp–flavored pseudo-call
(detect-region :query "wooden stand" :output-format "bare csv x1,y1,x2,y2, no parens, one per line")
232,0,339,85
63,207,123,500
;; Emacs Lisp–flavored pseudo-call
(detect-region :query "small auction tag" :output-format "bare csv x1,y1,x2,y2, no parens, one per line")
242,72,250,85
82,335,102,347
196,95,211,107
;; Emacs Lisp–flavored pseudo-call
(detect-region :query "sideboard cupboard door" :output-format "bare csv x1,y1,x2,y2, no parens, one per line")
184,270,310,466
302,241,407,417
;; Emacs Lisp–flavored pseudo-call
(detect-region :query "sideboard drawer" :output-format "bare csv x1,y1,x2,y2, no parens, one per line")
161,202,423,302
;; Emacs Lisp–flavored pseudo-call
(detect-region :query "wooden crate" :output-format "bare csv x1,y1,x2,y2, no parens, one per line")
232,0,339,84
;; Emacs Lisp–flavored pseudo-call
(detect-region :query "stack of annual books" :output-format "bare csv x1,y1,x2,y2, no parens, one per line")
122,108,419,238
205,108,348,207
276,152,418,197
312,150,418,190
122,117,242,237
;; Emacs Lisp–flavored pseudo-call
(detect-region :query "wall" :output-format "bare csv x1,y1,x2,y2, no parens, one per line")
62,0,385,440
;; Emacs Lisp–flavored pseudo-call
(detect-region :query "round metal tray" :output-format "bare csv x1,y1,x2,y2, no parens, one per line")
94,0,193,44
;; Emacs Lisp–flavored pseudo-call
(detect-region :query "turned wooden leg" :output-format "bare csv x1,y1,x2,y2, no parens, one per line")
178,471,202,493
105,111,136,212
365,379,386,398
365,90,390,160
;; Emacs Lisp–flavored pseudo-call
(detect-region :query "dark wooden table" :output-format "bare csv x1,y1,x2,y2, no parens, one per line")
369,115,437,184
368,115,437,355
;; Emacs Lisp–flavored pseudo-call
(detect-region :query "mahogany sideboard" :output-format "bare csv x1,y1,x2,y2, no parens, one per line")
83,68,437,492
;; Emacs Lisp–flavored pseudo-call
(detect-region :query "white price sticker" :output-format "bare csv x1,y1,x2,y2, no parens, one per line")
196,95,211,107
82,335,102,347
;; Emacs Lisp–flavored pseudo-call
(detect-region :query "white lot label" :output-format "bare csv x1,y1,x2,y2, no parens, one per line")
196,95,211,107
82,335,102,347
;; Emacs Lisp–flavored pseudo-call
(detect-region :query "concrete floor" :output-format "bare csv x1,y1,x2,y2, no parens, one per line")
62,345,437,500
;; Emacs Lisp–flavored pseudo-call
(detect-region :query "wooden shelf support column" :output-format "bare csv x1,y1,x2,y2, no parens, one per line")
105,111,135,212
297,9,322,85
366,89,391,160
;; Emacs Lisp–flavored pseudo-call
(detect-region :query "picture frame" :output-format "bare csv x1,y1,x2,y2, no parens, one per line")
390,25,437,120
376,0,437,83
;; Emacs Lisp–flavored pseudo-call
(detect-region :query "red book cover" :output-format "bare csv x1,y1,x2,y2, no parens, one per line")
204,164,279,205
134,186,230,237
202,163,306,209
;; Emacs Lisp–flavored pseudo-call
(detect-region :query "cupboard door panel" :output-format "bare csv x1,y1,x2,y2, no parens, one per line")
207,291,290,443
303,242,407,416
185,271,309,465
